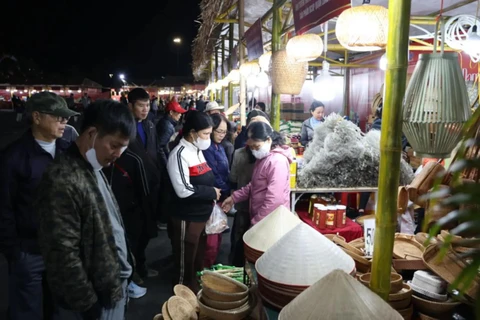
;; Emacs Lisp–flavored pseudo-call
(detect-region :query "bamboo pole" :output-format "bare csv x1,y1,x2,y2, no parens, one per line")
370,0,412,300
228,23,234,115
239,0,246,126
215,46,219,101
270,0,282,131
221,36,226,105
343,51,350,117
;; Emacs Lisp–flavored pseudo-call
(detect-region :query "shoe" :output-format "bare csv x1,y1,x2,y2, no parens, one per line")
157,223,167,231
146,268,159,278
128,282,147,299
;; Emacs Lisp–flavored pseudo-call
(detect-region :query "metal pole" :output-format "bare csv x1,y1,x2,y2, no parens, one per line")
370,0,412,300
239,0,246,126
270,0,282,131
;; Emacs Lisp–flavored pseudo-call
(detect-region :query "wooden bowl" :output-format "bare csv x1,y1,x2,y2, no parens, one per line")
201,271,249,302
359,273,403,293
412,295,461,316
197,291,255,320
198,289,249,311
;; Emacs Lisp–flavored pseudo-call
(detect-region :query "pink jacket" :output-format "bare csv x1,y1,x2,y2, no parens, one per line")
232,146,293,225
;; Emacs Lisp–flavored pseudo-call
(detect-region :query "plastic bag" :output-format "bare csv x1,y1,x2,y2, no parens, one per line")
206,203,229,235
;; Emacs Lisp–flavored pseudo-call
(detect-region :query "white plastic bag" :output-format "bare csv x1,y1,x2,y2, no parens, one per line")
205,202,229,235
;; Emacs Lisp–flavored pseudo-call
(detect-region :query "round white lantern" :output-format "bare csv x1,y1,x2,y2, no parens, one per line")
259,52,272,71
335,4,388,52
240,62,261,77
247,74,257,92
255,71,269,88
227,69,240,84
286,34,324,62
379,53,387,70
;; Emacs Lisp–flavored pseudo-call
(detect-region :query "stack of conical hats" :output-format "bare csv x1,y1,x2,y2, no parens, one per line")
255,223,355,308
279,270,403,319
243,205,301,262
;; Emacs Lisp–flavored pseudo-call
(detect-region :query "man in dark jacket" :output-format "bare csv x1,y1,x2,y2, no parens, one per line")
36,100,136,319
196,95,206,112
0,92,78,320
156,100,186,167
127,88,161,277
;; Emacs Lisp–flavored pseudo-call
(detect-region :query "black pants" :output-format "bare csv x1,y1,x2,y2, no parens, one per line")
230,210,250,267
124,214,150,278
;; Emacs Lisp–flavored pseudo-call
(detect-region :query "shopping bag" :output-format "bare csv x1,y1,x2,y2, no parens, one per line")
205,202,229,235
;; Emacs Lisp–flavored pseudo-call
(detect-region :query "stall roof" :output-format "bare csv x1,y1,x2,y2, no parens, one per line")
192,0,477,79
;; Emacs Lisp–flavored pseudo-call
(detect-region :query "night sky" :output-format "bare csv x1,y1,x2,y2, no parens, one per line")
1,0,201,84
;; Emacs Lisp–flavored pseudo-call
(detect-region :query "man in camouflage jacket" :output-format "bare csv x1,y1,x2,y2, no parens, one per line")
36,100,136,319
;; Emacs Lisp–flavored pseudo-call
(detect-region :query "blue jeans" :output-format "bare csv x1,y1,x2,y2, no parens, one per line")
52,280,129,320
8,252,45,320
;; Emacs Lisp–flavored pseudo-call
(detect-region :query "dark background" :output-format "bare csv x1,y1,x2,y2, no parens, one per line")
0,0,201,84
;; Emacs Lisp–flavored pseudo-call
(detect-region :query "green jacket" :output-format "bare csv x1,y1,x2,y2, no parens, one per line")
36,143,134,312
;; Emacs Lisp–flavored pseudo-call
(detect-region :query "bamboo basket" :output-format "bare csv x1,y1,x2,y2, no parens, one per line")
270,50,308,95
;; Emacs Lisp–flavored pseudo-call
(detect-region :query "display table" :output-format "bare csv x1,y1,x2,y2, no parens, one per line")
290,187,378,213
297,209,363,242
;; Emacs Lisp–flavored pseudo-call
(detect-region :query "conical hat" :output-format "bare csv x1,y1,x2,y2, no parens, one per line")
279,270,403,320
243,205,301,252
256,223,355,286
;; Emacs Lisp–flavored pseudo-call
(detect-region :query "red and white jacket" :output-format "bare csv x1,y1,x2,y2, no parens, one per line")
167,138,217,222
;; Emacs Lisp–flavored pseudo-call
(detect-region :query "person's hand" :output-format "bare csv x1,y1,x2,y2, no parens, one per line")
222,196,234,212
214,188,221,201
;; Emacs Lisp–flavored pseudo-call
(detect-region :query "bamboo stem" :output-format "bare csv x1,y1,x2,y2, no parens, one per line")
370,0,412,301
270,0,282,131
221,36,226,105
238,0,246,126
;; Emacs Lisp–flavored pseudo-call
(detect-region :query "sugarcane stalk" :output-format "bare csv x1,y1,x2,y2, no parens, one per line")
270,0,283,131
370,0,412,300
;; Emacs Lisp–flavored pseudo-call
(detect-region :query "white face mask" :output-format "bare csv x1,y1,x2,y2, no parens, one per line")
251,141,271,160
86,133,103,171
194,136,211,150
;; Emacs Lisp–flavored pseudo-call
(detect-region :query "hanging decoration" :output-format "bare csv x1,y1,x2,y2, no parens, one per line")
255,71,270,89
227,69,240,84
270,50,308,95
379,53,387,70
313,22,335,102
247,74,257,92
239,61,261,77
259,51,272,72
220,78,229,87
286,34,324,62
403,19,471,158
445,14,480,63
335,0,388,52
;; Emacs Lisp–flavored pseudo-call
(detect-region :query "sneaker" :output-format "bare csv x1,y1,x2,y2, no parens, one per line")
146,268,159,278
157,223,167,231
128,282,147,299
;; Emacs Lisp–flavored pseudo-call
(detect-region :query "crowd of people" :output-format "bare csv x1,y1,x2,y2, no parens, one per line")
0,88,293,320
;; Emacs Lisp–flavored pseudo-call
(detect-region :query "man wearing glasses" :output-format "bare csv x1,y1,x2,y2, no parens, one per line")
0,91,79,320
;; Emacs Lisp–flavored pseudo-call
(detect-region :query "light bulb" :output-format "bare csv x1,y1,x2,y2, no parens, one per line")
379,53,387,71
464,25,480,58
313,62,336,102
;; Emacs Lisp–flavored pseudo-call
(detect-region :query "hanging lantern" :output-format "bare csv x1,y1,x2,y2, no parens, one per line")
259,51,272,71
227,69,240,84
255,71,269,88
445,15,480,63
246,74,257,92
270,50,308,95
240,62,261,77
286,34,324,62
220,78,229,87
379,53,387,70
313,61,336,102
335,1,388,52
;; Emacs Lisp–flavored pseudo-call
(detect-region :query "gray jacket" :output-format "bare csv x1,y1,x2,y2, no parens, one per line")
300,118,314,147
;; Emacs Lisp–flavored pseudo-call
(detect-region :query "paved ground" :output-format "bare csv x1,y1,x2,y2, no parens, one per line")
0,111,233,319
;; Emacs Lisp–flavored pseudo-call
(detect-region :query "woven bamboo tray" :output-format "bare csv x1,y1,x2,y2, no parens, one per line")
423,244,480,301
393,234,425,260
412,295,461,317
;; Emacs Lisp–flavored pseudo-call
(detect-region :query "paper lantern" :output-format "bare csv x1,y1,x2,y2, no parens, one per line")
270,50,308,95
403,52,471,158
259,51,272,71
335,3,388,52
246,74,257,92
239,61,261,77
255,71,269,88
313,61,335,101
286,34,324,62
227,69,240,84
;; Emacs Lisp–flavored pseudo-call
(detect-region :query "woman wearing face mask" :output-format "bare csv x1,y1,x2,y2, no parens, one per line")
222,122,293,226
167,111,221,293
300,100,325,147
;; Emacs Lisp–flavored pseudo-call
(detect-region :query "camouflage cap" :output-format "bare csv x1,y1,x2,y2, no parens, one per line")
27,91,80,117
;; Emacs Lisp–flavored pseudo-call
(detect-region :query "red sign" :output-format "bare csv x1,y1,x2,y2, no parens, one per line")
292,0,351,35
244,19,264,61
409,51,478,82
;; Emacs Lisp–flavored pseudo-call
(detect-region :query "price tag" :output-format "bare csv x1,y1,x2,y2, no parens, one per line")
364,218,375,258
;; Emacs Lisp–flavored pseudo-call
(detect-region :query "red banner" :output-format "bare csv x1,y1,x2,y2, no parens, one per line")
292,0,351,35
244,19,264,61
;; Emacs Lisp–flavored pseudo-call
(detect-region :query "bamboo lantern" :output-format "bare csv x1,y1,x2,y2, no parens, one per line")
239,61,260,77
227,69,240,84
270,50,308,95
335,1,388,52
403,21,471,158
259,51,272,71
286,34,324,62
